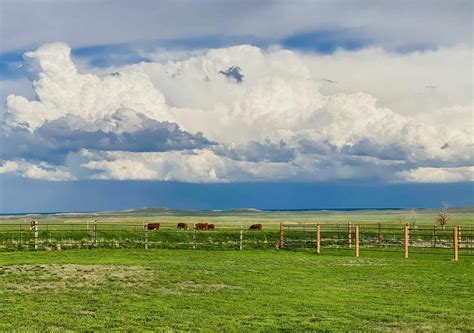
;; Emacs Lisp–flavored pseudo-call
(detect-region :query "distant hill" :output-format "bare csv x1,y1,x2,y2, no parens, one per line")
2,205,473,219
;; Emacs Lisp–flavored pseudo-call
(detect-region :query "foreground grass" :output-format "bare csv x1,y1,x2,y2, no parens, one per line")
0,249,473,331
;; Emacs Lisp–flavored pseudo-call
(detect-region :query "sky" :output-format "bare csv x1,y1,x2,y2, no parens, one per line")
0,0,473,212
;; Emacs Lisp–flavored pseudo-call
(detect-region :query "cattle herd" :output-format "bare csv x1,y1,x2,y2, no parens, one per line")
145,222,263,231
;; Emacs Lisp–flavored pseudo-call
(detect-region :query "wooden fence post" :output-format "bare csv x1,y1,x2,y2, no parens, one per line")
192,225,196,249
432,225,437,248
348,222,352,248
239,226,243,251
316,223,321,254
404,223,409,259
92,221,97,248
144,224,148,250
34,222,39,250
355,225,359,257
279,223,284,249
453,226,459,261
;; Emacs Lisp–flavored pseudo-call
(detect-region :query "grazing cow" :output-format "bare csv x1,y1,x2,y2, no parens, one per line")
177,222,188,230
195,223,209,231
146,223,160,230
249,224,262,231
208,224,215,231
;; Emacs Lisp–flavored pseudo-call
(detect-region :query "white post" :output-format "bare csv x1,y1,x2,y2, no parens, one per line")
144,224,148,250
239,226,243,251
34,222,39,250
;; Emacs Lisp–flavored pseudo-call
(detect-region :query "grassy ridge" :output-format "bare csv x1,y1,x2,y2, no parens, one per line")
0,249,473,331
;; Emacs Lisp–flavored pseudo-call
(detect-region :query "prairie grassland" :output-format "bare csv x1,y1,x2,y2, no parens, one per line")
1,207,473,228
0,249,473,331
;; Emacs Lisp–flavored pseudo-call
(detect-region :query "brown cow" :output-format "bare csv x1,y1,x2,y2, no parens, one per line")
249,224,262,230
195,223,209,231
146,223,160,230
177,222,188,230
208,224,215,231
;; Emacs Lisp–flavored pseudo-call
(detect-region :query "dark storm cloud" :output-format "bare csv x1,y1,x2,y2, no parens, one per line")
341,139,409,161
215,140,296,163
1,113,214,164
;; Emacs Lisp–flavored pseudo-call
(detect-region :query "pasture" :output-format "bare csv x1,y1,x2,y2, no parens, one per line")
1,249,473,331
0,208,473,331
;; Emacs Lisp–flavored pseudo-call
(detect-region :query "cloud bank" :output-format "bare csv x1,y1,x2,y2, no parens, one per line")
1,42,472,183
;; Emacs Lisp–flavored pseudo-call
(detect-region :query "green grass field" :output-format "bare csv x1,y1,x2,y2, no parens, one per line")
1,208,473,331
1,249,473,331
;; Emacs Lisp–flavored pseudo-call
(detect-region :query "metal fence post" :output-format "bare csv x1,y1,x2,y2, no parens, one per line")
144,224,148,250
355,225,359,257
92,221,97,248
404,223,409,259
453,226,459,261
377,222,382,245
279,223,284,249
348,222,352,248
316,223,321,254
34,222,39,250
239,226,243,251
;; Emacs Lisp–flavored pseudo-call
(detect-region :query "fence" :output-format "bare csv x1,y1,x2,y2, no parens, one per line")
0,222,472,260
0,223,279,251
282,223,473,260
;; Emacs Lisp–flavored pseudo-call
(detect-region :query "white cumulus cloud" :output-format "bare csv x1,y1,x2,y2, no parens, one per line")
1,42,473,183
0,160,73,181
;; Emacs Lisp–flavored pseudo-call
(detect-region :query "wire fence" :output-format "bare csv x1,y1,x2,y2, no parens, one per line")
282,223,473,259
0,223,280,251
0,222,472,260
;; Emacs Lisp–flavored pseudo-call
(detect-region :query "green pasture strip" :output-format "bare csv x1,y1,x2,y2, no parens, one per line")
2,207,473,226
0,249,473,331
0,222,472,254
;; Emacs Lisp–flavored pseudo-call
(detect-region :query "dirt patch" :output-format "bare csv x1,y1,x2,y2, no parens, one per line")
0,264,154,292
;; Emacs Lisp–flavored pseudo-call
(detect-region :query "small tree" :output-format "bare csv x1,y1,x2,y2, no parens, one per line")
437,202,449,230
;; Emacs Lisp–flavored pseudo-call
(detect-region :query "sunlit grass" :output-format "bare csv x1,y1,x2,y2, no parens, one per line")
0,249,473,331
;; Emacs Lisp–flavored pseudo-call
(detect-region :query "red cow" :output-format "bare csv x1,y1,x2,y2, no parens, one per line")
195,223,209,231
249,224,262,231
146,223,160,230
208,224,215,231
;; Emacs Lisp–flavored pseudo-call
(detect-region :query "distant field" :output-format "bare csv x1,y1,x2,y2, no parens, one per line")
1,249,473,331
1,207,474,227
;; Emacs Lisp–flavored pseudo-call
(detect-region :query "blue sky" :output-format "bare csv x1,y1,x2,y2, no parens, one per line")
0,0,472,212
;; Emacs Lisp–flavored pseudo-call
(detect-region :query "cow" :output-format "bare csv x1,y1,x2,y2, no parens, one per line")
146,223,160,230
177,222,188,230
249,224,262,231
194,223,209,231
208,224,215,231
